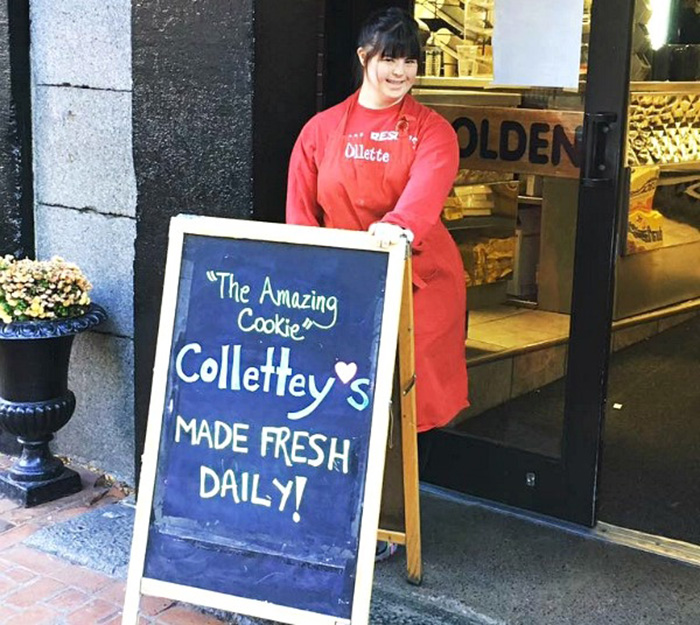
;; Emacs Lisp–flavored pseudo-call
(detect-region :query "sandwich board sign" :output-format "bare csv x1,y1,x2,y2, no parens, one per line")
123,215,407,625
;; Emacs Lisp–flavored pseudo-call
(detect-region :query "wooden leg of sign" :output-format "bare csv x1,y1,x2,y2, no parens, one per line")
121,585,140,624
123,545,148,624
376,254,423,584
398,256,422,586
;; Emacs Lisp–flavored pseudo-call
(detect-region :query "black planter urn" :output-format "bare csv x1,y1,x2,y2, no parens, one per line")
0,303,107,506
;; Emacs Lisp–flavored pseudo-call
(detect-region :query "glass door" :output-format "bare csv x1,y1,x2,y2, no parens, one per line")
415,0,636,525
597,2,700,542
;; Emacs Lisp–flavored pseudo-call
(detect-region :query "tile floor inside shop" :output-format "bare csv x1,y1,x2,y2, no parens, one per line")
461,302,700,420
467,306,570,356
0,458,225,625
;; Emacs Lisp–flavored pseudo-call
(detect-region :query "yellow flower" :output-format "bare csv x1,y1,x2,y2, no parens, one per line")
27,297,44,318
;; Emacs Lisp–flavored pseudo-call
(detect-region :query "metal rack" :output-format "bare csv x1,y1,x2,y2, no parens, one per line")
414,0,494,68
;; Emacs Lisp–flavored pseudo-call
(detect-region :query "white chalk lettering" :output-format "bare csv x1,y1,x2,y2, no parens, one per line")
175,416,250,454
237,307,303,341
243,366,260,392
272,478,294,512
200,358,218,383
217,345,230,389
347,378,371,411
307,434,327,468
289,374,306,397
328,438,351,474
219,468,240,502
241,472,249,502
174,345,337,420
208,271,251,302
175,343,201,383
200,465,221,498
174,415,196,443
287,375,336,421
199,465,272,507
275,347,293,396
260,427,351,474
197,419,213,448
214,420,232,450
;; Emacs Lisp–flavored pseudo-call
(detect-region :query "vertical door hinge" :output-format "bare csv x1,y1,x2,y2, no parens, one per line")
581,112,618,188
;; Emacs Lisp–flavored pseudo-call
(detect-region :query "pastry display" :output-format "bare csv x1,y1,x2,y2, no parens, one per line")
459,236,516,286
628,94,700,166
453,168,514,186
443,184,495,219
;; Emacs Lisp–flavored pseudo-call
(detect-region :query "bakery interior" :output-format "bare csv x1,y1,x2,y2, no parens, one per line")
415,0,700,543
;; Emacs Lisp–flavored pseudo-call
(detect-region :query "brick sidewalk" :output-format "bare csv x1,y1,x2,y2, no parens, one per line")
0,458,229,625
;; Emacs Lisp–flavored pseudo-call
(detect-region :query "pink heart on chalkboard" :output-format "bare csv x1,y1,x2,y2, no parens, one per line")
334,361,357,384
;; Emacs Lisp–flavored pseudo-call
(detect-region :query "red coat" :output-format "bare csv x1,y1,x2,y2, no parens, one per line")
286,92,468,431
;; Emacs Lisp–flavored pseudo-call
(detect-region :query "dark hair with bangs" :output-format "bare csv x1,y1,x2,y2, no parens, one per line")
354,7,421,86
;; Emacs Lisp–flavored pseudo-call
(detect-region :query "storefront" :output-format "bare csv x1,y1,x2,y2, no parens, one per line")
322,0,700,545
4,0,693,555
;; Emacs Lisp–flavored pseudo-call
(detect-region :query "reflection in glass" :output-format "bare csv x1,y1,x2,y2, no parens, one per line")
412,1,593,459
627,166,700,254
597,0,700,546
599,309,700,544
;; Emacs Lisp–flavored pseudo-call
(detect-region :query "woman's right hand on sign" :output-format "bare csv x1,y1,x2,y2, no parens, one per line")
368,222,414,248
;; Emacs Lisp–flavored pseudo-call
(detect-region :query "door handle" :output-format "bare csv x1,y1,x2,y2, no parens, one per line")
581,112,618,188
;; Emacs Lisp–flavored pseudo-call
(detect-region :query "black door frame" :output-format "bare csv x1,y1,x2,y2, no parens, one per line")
423,0,635,526
0,0,34,259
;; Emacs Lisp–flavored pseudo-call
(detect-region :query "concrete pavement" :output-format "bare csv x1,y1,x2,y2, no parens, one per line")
2,454,700,624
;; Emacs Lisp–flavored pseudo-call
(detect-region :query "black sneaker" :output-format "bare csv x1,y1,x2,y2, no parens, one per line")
375,541,398,562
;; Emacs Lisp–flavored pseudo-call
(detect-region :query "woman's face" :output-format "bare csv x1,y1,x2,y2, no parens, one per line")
358,48,418,107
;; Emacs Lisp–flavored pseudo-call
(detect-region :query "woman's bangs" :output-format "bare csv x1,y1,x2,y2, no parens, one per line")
373,25,420,60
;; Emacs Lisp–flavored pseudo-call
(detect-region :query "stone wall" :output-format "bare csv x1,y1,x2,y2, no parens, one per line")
31,0,136,482
20,0,325,485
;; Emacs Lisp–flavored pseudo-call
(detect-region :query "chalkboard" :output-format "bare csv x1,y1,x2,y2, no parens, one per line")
123,216,407,625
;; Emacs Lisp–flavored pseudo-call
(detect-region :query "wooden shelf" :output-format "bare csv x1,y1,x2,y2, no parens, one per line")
629,161,700,171
415,80,700,96
444,215,515,231
658,161,700,171
518,195,543,206
416,76,502,89
630,82,700,95
412,83,522,107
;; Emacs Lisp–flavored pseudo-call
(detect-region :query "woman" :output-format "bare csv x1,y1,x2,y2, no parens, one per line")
286,8,468,436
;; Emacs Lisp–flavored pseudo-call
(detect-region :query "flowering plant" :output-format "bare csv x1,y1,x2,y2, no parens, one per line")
0,255,92,323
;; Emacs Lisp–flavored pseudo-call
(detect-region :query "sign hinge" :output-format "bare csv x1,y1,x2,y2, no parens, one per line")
402,374,416,396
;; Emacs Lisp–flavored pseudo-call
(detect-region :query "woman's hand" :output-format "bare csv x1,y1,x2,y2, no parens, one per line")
368,222,414,248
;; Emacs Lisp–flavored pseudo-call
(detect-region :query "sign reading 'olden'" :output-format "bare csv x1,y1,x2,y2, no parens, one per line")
433,105,585,178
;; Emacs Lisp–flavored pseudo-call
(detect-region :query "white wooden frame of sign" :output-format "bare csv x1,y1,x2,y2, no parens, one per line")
122,215,408,625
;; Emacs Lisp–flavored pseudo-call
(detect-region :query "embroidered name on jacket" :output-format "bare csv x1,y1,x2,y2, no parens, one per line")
344,143,391,162
370,131,399,141
368,131,419,145
344,134,419,163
